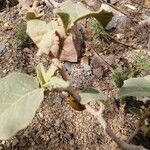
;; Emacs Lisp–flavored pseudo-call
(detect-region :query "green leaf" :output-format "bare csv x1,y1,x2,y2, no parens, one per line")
43,76,69,90
129,107,142,116
36,63,47,86
118,75,150,98
26,20,60,56
0,73,44,140
92,10,113,28
79,88,107,105
56,0,113,32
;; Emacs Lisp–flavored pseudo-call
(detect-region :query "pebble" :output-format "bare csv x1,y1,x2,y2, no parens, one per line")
12,137,19,147
83,65,91,72
0,43,5,52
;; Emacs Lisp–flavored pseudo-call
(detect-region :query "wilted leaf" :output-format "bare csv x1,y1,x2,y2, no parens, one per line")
67,95,86,111
141,125,150,137
56,0,113,32
26,20,60,56
25,11,43,21
79,88,107,105
0,72,44,140
43,76,69,90
129,107,142,116
118,76,150,98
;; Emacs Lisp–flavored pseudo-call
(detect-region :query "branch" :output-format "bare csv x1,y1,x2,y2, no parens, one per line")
86,105,148,150
127,108,150,143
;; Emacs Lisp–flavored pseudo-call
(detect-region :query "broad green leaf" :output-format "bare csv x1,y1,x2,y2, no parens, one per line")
56,0,91,32
118,75,150,98
56,0,113,32
26,20,60,56
36,63,47,86
43,76,69,90
129,107,142,116
79,88,107,105
0,73,44,139
92,10,113,28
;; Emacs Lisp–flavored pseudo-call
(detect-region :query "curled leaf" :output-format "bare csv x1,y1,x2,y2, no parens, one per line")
26,20,61,56
67,95,86,111
56,0,113,32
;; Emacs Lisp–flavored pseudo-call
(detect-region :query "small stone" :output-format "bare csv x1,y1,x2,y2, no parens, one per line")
83,65,91,72
125,4,137,10
0,43,5,52
38,112,43,118
54,119,62,127
64,62,74,72
1,141,5,145
93,67,104,79
81,56,89,66
12,138,19,147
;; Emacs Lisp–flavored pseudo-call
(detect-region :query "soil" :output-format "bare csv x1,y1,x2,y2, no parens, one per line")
0,0,150,150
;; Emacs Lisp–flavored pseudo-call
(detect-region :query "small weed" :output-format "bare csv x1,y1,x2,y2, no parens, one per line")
90,19,104,39
111,65,138,88
13,21,32,49
112,66,126,88
134,52,150,72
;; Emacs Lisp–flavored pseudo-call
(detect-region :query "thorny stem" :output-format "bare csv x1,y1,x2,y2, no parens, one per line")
86,105,148,150
127,108,150,143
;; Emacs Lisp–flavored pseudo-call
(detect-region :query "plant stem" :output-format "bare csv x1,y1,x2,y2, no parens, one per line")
86,105,148,150
127,108,150,143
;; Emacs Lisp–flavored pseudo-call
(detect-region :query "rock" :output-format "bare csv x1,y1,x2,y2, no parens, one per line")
100,4,131,30
12,137,19,147
60,27,83,62
91,54,116,69
83,65,91,72
93,67,104,79
64,62,74,72
91,54,116,79
81,56,89,66
0,43,5,52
